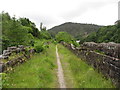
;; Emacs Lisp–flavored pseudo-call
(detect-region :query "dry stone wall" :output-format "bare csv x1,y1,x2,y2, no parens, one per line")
0,45,36,73
61,42,120,87
82,42,120,59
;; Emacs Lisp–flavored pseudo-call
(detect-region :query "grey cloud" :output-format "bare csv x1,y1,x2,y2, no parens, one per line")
60,1,113,20
26,15,62,29
13,0,117,29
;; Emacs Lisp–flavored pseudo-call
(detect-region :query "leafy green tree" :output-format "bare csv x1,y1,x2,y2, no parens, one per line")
39,23,51,39
116,20,120,28
2,12,13,50
40,31,51,39
55,32,79,46
55,32,73,43
1,12,37,51
5,18,29,46
40,22,46,31
19,17,40,38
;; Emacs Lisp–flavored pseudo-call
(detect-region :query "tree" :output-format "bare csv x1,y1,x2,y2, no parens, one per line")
40,22,43,31
82,25,120,43
39,30,51,39
19,17,40,38
1,12,36,51
5,19,29,46
40,22,47,31
55,32,73,43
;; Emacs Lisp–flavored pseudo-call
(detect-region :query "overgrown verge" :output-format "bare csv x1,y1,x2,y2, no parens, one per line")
2,43,58,88
0,45,36,73
58,44,115,88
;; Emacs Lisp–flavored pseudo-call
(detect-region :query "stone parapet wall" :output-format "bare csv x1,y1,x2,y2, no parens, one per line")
61,42,120,87
0,45,35,73
82,42,120,59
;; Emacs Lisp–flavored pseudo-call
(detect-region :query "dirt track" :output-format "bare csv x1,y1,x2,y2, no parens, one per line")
56,45,66,88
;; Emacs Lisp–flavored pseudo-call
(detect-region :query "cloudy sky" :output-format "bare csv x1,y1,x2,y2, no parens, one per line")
0,0,119,29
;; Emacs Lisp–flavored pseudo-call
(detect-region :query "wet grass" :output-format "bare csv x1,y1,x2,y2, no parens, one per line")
2,43,58,88
58,44,115,88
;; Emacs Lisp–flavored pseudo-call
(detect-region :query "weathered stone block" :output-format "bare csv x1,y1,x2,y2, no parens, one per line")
29,49,36,54
7,46,17,52
2,56,9,59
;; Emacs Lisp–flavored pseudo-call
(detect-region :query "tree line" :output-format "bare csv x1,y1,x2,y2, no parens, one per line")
0,12,51,54
80,22,120,44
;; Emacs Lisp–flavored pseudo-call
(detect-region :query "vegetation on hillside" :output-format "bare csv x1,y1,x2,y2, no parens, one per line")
1,12,51,54
48,21,119,44
55,32,79,47
80,24,120,43
48,22,102,39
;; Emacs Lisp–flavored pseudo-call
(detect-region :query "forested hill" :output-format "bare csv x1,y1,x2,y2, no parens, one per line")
48,22,102,38
80,23,120,43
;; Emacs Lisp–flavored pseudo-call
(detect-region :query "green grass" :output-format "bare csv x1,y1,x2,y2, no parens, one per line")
94,50,105,55
57,44,115,88
2,43,58,88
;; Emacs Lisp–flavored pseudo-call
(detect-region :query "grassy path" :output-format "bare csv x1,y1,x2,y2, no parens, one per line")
2,43,115,88
56,45,66,88
57,44,115,88
3,44,58,88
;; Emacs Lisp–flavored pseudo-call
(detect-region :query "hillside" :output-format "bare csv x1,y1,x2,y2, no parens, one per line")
81,24,120,43
48,22,102,39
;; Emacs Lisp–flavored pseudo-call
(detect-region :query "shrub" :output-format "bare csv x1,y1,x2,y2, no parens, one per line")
52,40,57,45
35,45,44,53
72,40,80,47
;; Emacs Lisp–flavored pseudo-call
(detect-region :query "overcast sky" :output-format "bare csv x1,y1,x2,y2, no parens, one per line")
0,0,119,29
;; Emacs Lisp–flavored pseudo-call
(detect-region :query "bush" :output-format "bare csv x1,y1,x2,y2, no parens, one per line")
52,40,57,45
35,45,44,53
43,44,49,49
30,40,35,46
72,40,79,47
